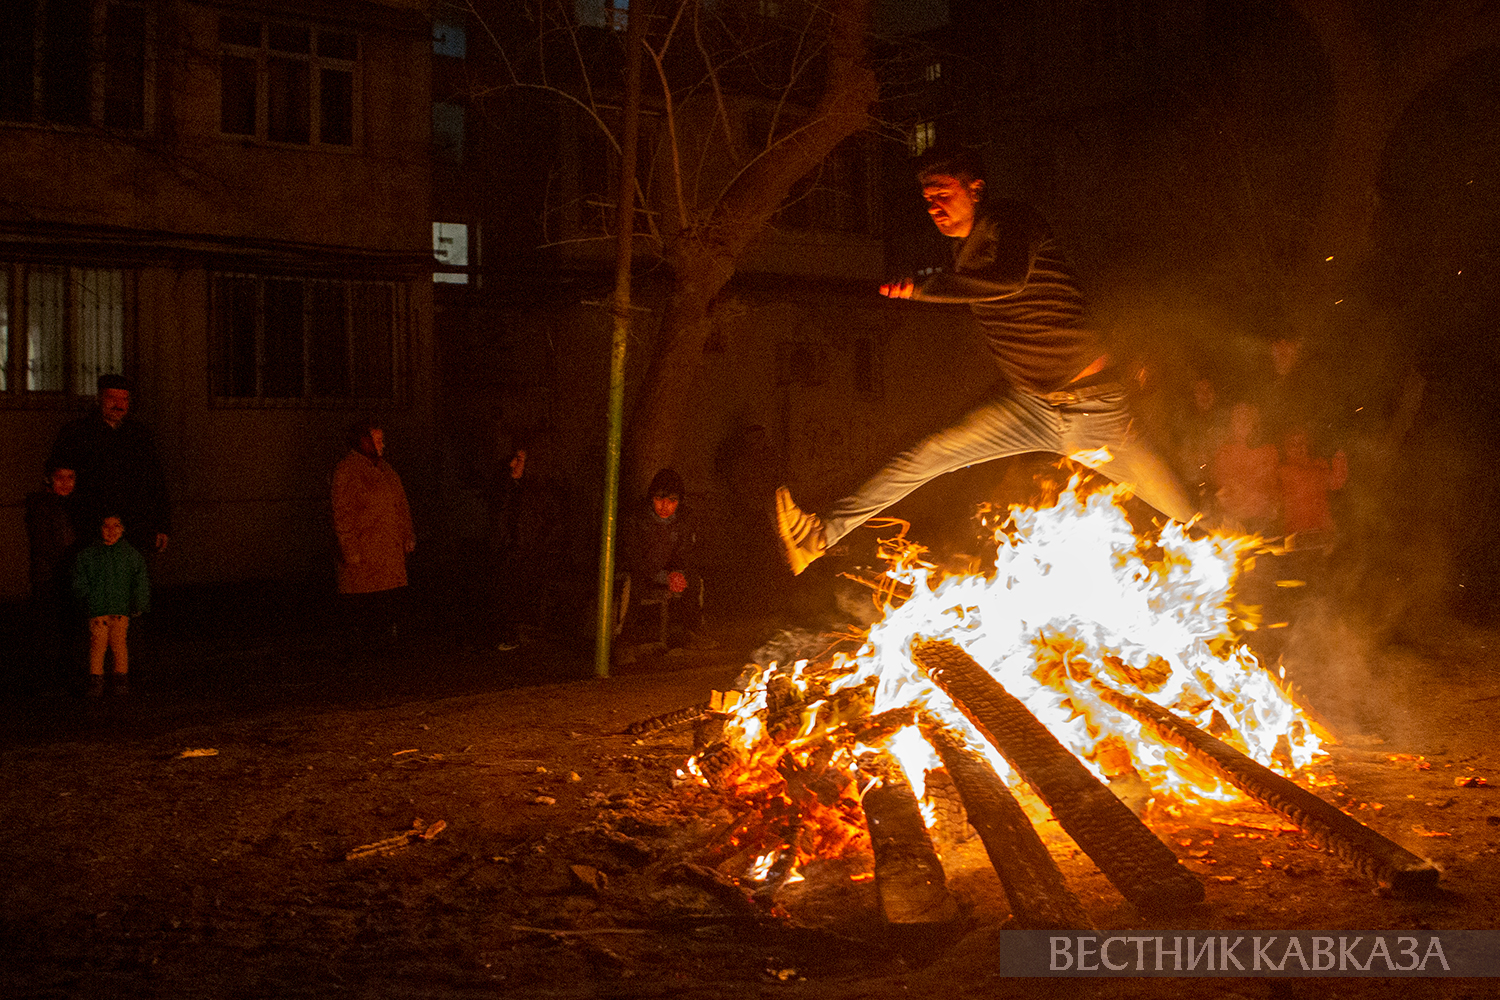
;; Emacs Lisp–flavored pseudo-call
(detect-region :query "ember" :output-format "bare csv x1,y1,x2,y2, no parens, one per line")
679,478,1438,922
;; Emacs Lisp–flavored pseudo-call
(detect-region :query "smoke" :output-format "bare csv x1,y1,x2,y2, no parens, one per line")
751,628,839,669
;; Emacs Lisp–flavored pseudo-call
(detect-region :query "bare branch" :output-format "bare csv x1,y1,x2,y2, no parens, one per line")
768,4,821,146
693,0,740,160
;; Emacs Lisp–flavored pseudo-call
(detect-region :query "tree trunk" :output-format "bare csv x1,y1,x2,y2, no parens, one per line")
624,0,877,495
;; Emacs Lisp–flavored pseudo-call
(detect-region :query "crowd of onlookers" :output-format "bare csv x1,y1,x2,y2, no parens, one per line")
24,374,169,699
27,336,1418,697
20,373,727,699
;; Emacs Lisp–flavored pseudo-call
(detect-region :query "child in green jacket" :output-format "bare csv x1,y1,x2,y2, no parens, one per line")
72,513,150,697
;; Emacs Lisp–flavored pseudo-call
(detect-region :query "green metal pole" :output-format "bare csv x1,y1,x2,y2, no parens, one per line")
594,0,648,679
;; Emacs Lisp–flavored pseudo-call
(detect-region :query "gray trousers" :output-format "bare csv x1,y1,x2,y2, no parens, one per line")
821,384,1195,546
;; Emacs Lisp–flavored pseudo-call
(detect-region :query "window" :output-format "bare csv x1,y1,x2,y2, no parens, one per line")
433,223,472,284
909,121,936,157
775,138,871,234
606,0,630,31
924,62,942,83
211,274,401,402
0,263,127,396
575,0,628,31
219,16,357,147
432,101,464,161
0,1,149,130
432,16,466,58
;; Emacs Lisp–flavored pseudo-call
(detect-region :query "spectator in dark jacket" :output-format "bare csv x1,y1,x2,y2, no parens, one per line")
487,442,566,650
623,469,706,648
48,374,171,558
25,460,82,693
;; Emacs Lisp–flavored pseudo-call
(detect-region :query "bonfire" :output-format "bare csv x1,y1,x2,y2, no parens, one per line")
673,476,1436,927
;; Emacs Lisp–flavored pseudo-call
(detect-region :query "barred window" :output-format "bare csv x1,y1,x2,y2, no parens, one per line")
0,0,150,131
0,264,127,397
210,273,401,403
219,16,357,147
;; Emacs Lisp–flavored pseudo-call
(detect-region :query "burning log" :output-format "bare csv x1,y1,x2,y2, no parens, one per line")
909,638,1205,913
920,715,1092,930
857,750,960,925
622,700,711,736
1089,684,1441,895
843,706,916,746
920,767,974,848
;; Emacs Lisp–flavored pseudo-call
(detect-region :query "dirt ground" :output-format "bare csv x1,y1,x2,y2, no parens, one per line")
3,585,1499,1000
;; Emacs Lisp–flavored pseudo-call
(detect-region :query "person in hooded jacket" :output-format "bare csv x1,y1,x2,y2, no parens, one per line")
622,469,706,648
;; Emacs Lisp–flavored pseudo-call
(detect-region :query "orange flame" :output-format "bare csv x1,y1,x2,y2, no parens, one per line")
693,477,1323,854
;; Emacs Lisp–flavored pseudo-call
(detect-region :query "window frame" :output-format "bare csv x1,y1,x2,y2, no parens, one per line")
0,0,154,132
208,271,408,408
0,261,133,405
217,15,360,150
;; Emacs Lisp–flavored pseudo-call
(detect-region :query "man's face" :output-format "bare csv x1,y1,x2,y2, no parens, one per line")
49,468,77,497
101,517,125,546
99,388,130,428
652,495,680,520
921,174,985,238
510,450,527,480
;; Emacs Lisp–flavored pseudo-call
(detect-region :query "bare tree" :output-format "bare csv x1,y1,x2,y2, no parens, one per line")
472,0,878,493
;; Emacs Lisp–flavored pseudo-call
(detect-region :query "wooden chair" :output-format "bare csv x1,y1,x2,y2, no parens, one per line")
613,572,702,646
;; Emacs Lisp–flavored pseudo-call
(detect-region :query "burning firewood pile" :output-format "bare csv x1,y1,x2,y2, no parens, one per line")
642,481,1441,929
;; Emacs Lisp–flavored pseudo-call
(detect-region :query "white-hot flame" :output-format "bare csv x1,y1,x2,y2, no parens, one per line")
689,477,1324,865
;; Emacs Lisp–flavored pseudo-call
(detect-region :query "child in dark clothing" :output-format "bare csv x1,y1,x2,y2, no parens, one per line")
25,461,81,693
620,469,712,652
72,513,150,698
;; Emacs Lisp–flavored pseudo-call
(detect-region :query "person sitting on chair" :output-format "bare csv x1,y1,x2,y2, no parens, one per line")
622,468,707,650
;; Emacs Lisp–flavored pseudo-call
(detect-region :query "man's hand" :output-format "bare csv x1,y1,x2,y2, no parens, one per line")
667,571,687,594
155,533,169,554
880,278,915,299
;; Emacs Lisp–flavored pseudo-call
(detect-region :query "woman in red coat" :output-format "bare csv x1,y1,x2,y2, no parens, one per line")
332,419,415,648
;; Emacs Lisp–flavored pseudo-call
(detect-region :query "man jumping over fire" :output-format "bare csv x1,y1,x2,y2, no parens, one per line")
776,146,1194,574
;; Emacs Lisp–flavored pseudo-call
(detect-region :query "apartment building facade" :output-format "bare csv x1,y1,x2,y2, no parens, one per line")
0,0,436,597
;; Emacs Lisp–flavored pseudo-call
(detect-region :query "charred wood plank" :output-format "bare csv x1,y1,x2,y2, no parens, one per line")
1089,683,1440,895
920,716,1093,930
909,638,1205,913
622,701,710,736
841,706,916,746
921,766,975,848
858,750,960,925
